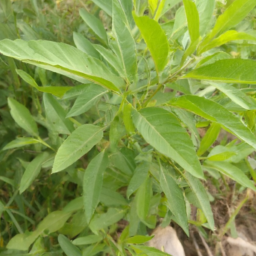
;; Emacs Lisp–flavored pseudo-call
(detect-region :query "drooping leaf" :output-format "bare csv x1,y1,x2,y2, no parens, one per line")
182,0,200,62
205,161,256,191
210,0,256,38
159,163,188,235
211,83,256,110
73,32,100,59
170,95,256,150
79,9,108,44
52,124,103,173
132,107,204,179
58,235,82,256
20,152,49,193
112,0,137,82
195,0,215,35
83,151,108,223
199,30,256,54
2,137,39,151
89,208,126,233
73,235,103,246
127,162,149,199
43,93,74,134
94,44,126,78
8,97,38,137
197,123,221,156
136,176,151,221
184,172,215,230
133,14,169,74
184,59,256,84
0,39,123,91
66,84,108,117
91,0,112,16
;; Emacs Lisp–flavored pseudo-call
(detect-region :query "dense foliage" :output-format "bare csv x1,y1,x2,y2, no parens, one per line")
1,0,256,255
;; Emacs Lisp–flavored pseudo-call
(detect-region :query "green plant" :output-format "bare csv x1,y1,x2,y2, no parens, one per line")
1,0,256,255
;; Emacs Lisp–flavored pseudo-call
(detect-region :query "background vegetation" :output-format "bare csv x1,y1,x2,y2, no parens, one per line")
1,0,256,255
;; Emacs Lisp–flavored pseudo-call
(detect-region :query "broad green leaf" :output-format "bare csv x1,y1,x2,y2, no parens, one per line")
92,0,112,16
67,84,108,117
93,44,126,78
79,9,108,44
100,187,127,206
62,84,89,100
133,14,169,74
170,95,256,150
184,59,256,85
171,6,187,39
89,208,126,233
2,137,39,150
127,162,149,198
73,32,100,59
212,83,256,110
208,150,236,162
162,0,182,16
136,176,151,221
6,233,38,251
197,123,221,156
209,0,256,39
73,235,102,246
109,117,126,152
159,163,188,235
184,172,214,230
20,152,49,193
205,161,256,191
182,0,200,62
16,69,72,97
112,0,137,82
199,30,256,54
132,107,204,179
123,103,135,133
195,0,215,35
131,245,170,256
52,124,103,173
8,97,38,137
83,151,108,223
0,39,123,92
43,93,74,134
58,235,82,256
126,235,153,244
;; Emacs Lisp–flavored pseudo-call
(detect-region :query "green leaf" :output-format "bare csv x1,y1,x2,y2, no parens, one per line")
100,187,127,206
62,84,89,100
52,124,103,173
211,83,256,110
159,163,188,235
79,9,108,44
43,93,74,134
162,0,182,17
210,0,256,38
123,103,135,133
66,84,108,117
2,137,39,150
73,235,102,246
127,162,149,199
83,151,109,223
0,39,123,92
58,235,82,256
184,59,256,85
131,245,170,256
199,30,256,54
93,44,126,78
126,235,153,244
73,32,100,59
205,161,256,191
112,0,137,82
92,0,112,16
16,69,38,88
182,0,200,62
133,14,169,74
184,172,214,230
20,152,49,194
132,107,204,179
172,6,187,39
170,95,256,150
195,0,215,35
136,176,151,221
197,123,221,156
8,97,38,137
89,208,126,233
